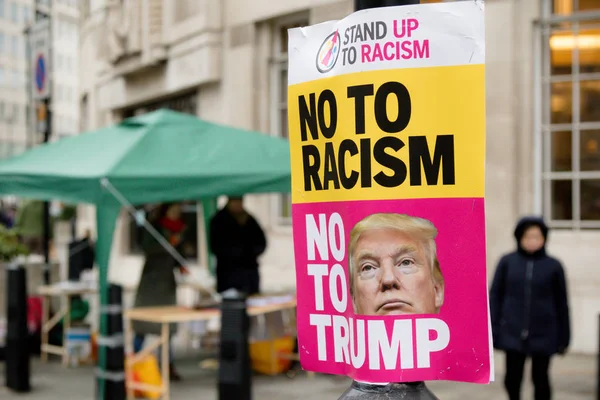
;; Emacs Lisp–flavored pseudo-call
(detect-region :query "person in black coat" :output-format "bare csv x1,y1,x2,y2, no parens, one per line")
210,196,267,295
490,216,570,400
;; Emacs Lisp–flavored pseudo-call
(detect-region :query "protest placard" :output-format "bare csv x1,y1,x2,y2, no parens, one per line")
287,1,491,384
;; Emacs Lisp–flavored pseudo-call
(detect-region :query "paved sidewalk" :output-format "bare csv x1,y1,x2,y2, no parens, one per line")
0,351,595,399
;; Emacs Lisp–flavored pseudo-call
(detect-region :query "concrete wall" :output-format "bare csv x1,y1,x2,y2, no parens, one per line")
484,0,520,274
549,231,600,353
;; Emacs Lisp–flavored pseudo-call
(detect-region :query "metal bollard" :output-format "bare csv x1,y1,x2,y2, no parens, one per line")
218,290,252,400
96,284,126,400
4,262,31,392
338,381,439,400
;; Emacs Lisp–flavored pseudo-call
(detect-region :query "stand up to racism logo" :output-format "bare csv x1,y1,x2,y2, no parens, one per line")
316,30,341,73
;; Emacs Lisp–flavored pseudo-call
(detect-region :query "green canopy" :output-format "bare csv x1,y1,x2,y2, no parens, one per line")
0,109,291,203
0,109,291,396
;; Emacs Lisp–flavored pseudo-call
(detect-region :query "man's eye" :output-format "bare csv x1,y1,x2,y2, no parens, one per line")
361,264,375,272
399,259,415,266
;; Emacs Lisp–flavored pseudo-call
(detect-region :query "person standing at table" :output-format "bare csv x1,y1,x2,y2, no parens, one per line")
210,196,267,295
14,199,47,254
132,203,188,382
490,216,570,400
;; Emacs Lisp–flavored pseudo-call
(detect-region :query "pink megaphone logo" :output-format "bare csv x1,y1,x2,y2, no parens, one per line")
316,30,341,73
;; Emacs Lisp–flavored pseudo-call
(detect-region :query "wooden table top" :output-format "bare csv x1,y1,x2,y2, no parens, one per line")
37,282,136,296
124,300,297,324
38,283,98,296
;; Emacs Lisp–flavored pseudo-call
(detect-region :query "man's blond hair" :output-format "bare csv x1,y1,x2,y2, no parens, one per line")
348,213,443,297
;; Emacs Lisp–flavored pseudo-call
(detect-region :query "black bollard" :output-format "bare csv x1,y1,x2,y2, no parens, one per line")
4,262,31,392
218,291,251,400
354,0,419,11
96,284,126,400
339,381,439,399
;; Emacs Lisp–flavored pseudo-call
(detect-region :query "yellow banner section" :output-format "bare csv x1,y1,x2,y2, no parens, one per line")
288,64,485,205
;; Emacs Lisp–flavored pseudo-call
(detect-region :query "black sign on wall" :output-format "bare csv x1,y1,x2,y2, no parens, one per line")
122,91,198,118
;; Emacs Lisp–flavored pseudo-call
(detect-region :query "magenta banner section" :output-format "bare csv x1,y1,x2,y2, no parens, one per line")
292,198,490,383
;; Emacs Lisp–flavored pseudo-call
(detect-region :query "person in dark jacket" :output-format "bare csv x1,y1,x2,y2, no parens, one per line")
210,196,267,295
133,203,189,381
490,216,570,400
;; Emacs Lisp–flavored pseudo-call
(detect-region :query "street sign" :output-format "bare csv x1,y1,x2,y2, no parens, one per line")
30,19,51,100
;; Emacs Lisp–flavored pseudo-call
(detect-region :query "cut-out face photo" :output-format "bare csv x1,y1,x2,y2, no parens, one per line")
349,213,445,316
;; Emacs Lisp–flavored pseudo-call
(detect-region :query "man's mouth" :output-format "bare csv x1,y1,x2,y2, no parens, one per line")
377,299,412,314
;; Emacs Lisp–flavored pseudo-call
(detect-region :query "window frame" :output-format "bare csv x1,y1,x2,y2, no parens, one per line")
269,14,309,227
535,0,600,229
125,202,202,262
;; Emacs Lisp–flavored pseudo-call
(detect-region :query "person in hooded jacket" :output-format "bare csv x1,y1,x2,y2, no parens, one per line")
490,216,570,400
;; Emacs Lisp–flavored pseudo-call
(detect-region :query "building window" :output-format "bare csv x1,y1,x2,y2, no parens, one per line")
271,18,308,225
22,5,30,23
10,0,16,22
122,92,200,258
539,0,600,228
127,202,199,260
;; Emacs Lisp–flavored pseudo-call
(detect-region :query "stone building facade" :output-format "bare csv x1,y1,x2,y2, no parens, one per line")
78,0,600,354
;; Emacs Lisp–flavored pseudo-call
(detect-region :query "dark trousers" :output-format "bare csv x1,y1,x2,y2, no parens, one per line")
504,351,552,400
216,268,260,295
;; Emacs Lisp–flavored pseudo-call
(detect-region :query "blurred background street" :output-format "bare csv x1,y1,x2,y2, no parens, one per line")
0,0,599,398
